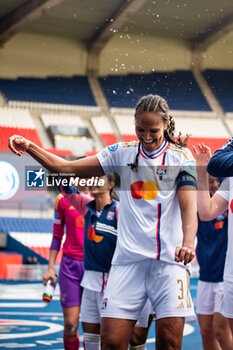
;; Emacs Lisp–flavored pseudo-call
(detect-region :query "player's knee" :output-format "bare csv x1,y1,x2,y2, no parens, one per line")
130,332,146,346
156,331,181,350
200,326,213,342
101,332,122,350
214,326,231,345
64,321,78,336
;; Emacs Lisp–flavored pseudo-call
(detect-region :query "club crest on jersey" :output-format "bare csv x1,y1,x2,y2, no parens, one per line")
216,213,225,221
108,144,118,152
106,211,115,221
102,298,108,309
156,166,167,176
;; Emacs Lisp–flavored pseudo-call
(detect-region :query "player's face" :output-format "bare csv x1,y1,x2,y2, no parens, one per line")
89,176,112,196
209,175,220,197
135,112,168,152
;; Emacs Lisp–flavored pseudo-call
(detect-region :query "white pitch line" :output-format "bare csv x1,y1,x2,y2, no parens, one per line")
0,312,63,316
0,303,46,308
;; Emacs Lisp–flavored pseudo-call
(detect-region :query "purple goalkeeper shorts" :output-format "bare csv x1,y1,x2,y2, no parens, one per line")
59,255,85,308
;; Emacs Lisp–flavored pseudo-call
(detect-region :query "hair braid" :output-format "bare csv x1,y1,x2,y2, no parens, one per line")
127,142,141,172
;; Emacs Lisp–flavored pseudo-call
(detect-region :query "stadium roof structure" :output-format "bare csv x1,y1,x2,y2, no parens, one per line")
0,0,233,53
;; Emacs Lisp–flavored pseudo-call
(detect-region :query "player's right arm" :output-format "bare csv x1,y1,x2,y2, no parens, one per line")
193,143,228,220
8,135,104,177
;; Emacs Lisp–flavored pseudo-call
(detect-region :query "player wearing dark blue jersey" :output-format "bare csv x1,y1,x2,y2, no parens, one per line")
207,137,233,177
194,145,233,350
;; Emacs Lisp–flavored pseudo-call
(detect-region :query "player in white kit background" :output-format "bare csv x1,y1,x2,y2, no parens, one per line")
8,94,197,350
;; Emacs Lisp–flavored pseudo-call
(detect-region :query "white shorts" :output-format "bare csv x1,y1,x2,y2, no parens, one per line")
221,280,233,318
196,280,223,315
101,259,195,323
80,288,103,324
135,299,152,328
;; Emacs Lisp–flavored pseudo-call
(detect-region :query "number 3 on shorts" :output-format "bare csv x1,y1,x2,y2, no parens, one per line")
177,279,184,300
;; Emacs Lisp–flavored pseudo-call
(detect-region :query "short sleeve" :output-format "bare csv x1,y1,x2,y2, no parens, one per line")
179,148,197,179
217,178,230,202
96,143,122,175
53,194,65,239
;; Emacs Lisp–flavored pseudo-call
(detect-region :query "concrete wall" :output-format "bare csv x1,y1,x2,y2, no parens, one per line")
0,32,87,78
0,31,232,78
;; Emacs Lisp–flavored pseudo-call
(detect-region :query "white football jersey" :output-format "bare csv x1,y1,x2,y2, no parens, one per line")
97,140,196,266
217,178,233,282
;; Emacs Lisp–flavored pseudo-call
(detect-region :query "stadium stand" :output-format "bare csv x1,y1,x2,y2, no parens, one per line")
0,218,62,265
203,70,233,112
0,107,43,151
0,76,96,106
0,107,75,156
91,116,117,146
99,71,212,111
0,217,53,233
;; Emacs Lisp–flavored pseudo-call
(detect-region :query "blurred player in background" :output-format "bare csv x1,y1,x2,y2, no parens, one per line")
43,193,85,350
8,93,197,350
193,141,233,344
193,151,232,350
61,175,151,350
60,174,118,350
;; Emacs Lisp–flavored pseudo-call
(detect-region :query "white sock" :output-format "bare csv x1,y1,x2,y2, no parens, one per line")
129,343,147,350
83,332,101,350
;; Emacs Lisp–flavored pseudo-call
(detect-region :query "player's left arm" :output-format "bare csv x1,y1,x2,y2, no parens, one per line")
175,185,197,265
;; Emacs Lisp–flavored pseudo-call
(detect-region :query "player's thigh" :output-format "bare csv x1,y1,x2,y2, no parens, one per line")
196,281,215,315
82,322,100,334
197,314,214,335
63,306,80,329
156,317,184,349
101,317,136,350
213,312,232,339
101,262,148,321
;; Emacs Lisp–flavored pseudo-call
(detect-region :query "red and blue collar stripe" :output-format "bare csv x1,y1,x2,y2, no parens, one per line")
139,140,169,159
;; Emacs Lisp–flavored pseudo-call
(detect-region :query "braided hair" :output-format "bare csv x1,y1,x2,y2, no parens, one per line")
128,94,189,172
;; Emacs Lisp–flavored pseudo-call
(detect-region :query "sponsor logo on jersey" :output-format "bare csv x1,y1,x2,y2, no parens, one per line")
108,144,118,152
214,221,224,229
131,181,159,200
87,225,104,242
177,301,185,310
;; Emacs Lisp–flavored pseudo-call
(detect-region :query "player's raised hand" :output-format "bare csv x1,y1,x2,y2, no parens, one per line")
175,246,195,265
8,135,30,156
193,143,212,167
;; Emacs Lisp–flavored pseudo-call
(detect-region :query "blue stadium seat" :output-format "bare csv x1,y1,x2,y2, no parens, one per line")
99,71,211,111
203,70,233,112
0,76,96,106
0,217,53,233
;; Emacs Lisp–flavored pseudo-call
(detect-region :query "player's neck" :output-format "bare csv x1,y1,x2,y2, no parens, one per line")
94,193,111,211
